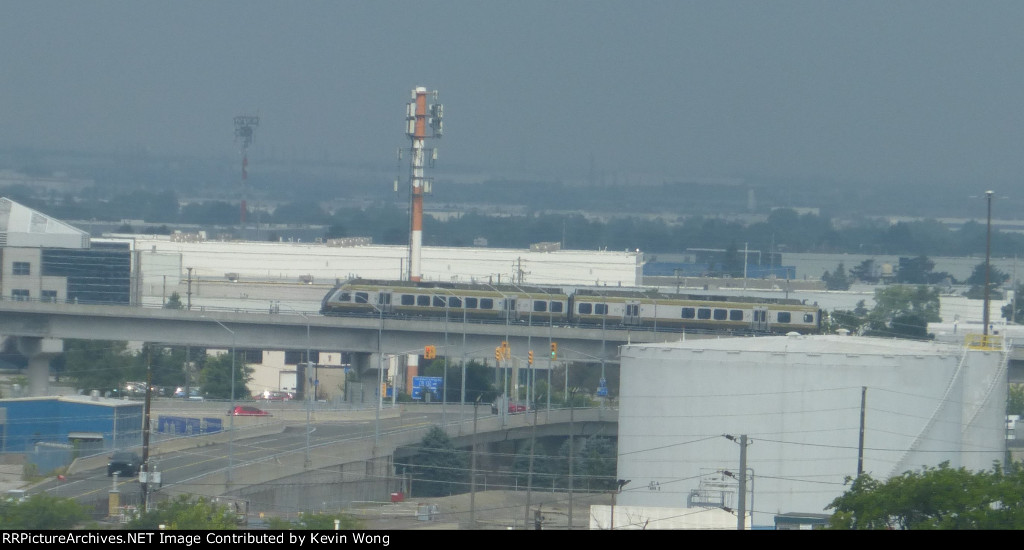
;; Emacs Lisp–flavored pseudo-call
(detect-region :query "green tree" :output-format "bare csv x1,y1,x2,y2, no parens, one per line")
164,292,184,310
54,339,140,394
128,495,239,530
422,360,498,404
896,255,936,285
964,263,1009,300
1008,384,1024,417
0,493,89,529
822,262,851,291
827,462,1024,530
264,512,363,530
850,259,878,283
1002,283,1024,323
198,352,253,399
139,344,190,390
865,285,940,338
408,426,468,497
574,436,618,492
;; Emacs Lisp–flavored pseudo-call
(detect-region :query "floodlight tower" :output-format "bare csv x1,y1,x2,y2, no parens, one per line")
404,87,443,282
234,115,260,226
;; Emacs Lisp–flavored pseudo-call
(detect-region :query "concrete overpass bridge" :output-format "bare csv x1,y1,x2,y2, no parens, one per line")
58,403,618,520
0,300,693,396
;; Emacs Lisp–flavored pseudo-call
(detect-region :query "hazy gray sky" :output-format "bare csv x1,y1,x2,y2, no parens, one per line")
1,1,1022,187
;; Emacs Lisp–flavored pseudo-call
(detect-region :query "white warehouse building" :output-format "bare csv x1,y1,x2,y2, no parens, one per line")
615,334,1008,528
125,235,643,294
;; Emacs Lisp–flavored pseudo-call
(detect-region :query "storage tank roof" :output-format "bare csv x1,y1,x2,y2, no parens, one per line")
629,334,964,357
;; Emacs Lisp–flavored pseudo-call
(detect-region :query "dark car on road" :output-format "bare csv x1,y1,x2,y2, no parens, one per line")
107,451,142,477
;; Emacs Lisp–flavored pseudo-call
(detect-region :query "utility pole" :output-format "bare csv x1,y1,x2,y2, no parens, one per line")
186,267,193,311
738,435,748,530
524,406,538,529
568,387,576,530
470,395,481,528
984,190,994,336
140,350,153,511
725,434,752,530
858,386,867,477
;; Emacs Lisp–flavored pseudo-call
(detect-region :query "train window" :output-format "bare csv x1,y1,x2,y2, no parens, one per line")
730,310,744,321
681,307,695,319
534,300,547,313
551,301,563,313
401,294,414,306
804,313,815,323
778,312,792,323
579,303,592,314
433,296,445,307
595,304,608,315
339,292,351,302
449,297,462,308
466,297,478,309
697,308,711,320
626,304,639,316
480,298,493,309
713,309,727,321
355,292,369,304
378,293,391,306
417,295,430,306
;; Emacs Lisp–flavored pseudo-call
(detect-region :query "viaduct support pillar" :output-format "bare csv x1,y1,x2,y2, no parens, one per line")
15,337,63,397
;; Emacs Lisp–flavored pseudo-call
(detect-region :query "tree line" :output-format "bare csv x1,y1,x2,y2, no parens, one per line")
9,186,1024,257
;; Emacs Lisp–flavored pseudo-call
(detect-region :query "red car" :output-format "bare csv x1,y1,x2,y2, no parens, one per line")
230,405,270,416
491,401,528,414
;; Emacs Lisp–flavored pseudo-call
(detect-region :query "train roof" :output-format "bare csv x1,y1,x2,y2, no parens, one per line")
337,278,567,296
571,287,808,306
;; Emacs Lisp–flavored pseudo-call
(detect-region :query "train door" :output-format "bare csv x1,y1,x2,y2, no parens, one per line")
378,291,393,314
752,307,769,332
623,301,641,326
504,297,518,322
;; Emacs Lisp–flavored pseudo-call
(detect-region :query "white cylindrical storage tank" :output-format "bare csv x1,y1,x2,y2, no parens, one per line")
616,335,1006,527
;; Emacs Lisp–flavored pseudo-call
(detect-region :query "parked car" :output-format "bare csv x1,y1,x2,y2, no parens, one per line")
174,387,203,400
230,405,270,416
107,451,142,477
257,390,293,401
491,401,528,414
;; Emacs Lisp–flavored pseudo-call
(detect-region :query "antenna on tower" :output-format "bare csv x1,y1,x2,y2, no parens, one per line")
403,87,443,282
234,115,260,227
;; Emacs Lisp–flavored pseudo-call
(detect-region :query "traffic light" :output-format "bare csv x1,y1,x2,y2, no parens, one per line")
424,345,436,359
550,342,558,360
528,350,534,365
495,347,502,362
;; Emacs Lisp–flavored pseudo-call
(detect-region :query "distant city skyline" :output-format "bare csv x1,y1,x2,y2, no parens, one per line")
1,2,1022,191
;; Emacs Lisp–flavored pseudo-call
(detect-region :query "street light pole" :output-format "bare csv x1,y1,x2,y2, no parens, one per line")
303,313,312,468
207,318,236,486
374,302,384,448
984,190,994,337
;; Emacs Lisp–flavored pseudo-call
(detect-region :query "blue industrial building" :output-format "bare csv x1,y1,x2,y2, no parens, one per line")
0,396,142,474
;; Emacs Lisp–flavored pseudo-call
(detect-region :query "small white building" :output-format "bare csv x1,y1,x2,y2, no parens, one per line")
616,334,1008,528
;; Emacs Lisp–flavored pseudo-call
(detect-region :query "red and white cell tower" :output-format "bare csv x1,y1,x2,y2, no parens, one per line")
234,115,259,226
404,87,443,282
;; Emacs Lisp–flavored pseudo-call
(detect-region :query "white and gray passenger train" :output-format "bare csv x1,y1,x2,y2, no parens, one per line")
321,279,823,334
